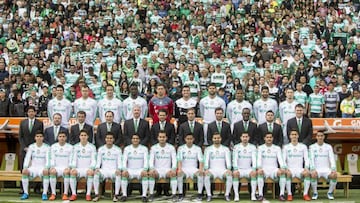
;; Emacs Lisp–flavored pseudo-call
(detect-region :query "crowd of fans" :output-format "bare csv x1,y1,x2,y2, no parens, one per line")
0,0,359,118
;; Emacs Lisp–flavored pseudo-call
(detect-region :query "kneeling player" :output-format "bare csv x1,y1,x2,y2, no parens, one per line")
309,130,337,200
283,129,311,201
232,133,257,201
204,132,232,202
177,133,204,201
257,132,286,201
121,134,149,202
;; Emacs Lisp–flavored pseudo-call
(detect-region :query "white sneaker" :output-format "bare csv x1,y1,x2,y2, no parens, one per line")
251,195,257,201
312,193,318,200
234,196,239,202
327,192,335,200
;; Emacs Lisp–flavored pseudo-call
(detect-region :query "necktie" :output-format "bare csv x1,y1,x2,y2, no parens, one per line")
79,123,83,131
54,126,58,140
244,121,248,132
268,123,273,133
190,122,194,133
107,123,112,132
134,119,139,132
161,122,165,130
298,119,302,134
29,119,33,132
217,122,222,132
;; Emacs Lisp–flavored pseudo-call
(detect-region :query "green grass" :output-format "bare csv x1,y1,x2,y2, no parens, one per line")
0,189,358,203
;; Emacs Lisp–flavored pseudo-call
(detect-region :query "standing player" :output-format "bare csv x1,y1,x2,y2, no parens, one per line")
49,131,73,201
203,132,232,202
174,86,198,125
121,134,149,202
148,130,177,202
93,132,122,202
177,133,204,201
20,131,50,201
279,88,298,145
69,130,97,201
309,130,337,200
232,133,257,201
148,84,174,124
73,86,97,125
97,85,123,123
257,132,287,201
226,89,252,129
47,84,72,127
122,84,148,120
253,86,278,125
282,129,311,201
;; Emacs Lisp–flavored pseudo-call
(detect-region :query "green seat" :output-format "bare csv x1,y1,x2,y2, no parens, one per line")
344,153,360,175
334,154,343,174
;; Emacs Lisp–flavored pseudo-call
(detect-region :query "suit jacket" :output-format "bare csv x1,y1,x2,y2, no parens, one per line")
96,122,122,148
19,118,44,150
257,122,283,146
178,121,204,146
232,120,258,145
287,116,313,146
207,120,231,147
69,123,93,145
123,118,150,146
151,121,176,145
44,125,69,145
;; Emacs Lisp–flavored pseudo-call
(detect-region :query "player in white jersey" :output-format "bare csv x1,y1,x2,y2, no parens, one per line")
279,88,299,145
69,130,97,201
47,85,72,127
122,84,148,120
148,130,177,202
177,133,204,201
253,86,278,125
232,133,257,201
20,131,50,201
122,134,149,202
204,132,232,202
226,89,253,129
93,132,122,202
309,131,337,200
199,83,226,145
97,85,123,123
49,131,73,201
257,132,286,201
73,86,97,125
282,129,311,201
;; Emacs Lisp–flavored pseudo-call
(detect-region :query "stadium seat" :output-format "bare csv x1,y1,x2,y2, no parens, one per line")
344,153,360,175
0,153,18,171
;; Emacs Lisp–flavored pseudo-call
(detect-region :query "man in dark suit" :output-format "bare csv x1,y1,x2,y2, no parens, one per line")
207,107,231,147
96,111,122,148
178,108,203,146
233,108,258,145
151,109,176,145
44,113,69,145
257,110,283,146
69,111,93,145
286,104,313,146
123,105,150,146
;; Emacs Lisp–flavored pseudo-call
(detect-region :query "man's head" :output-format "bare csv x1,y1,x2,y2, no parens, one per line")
316,130,326,144
265,110,274,122
215,107,224,121
208,83,217,96
56,85,64,99
261,86,269,99
79,129,89,144
186,108,196,121
53,113,62,126
81,86,90,98
242,108,251,121
182,86,191,98
132,105,141,119
77,111,86,124
264,132,273,145
184,133,194,146
157,130,167,145
289,128,299,143
57,131,67,144
130,83,138,98
240,133,250,144
158,109,167,122
285,88,294,100
131,134,140,146
295,104,304,118
105,132,115,146
212,132,222,145
35,130,44,144
105,111,114,123
156,84,166,97
106,85,114,98
27,106,36,119
235,89,244,102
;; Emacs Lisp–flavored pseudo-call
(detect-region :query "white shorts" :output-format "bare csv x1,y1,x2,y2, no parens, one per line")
128,169,143,180
75,168,90,178
155,168,171,179
99,168,116,180
288,168,304,179
263,168,279,180
54,167,68,177
181,167,198,179
28,166,45,179
315,168,331,179
208,169,227,180
237,168,253,179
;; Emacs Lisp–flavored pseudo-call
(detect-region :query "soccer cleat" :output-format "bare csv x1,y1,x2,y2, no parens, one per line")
287,194,293,201
86,195,92,201
42,194,48,201
20,193,29,200
148,194,154,202
196,193,202,201
92,195,100,202
251,195,257,201
312,193,318,200
62,194,69,200
178,194,184,201
49,194,56,201
303,194,311,201
257,196,264,201
120,196,127,202
327,192,335,200
112,195,118,202
225,195,230,202
206,195,212,202
142,196,148,202
234,195,239,202
171,194,177,202
69,194,77,201
279,195,285,201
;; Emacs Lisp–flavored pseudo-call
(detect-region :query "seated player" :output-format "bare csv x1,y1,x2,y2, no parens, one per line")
309,130,337,200
232,133,257,201
93,132,122,202
257,132,286,201
148,130,177,202
121,134,149,202
69,130,97,201
204,132,232,202
20,131,50,200
177,133,204,201
49,131,74,201
283,129,311,201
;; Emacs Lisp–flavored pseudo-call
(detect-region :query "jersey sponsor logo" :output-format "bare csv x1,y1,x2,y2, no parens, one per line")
267,149,271,153
37,149,40,154
82,148,86,153
134,150,137,155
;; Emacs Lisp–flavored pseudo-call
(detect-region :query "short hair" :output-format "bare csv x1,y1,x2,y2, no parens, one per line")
158,130,167,136
156,83,166,89
131,134,140,139
208,83,216,88
214,107,223,113
187,108,196,114
105,111,114,116
35,130,44,136
212,131,221,136
106,131,115,138
261,86,269,92
77,111,86,117
106,84,114,89
53,113,62,118
295,104,304,109
158,109,168,115
289,128,299,134
184,133,194,138
56,84,64,91
26,106,36,112
266,110,274,115
58,131,67,136
80,129,89,135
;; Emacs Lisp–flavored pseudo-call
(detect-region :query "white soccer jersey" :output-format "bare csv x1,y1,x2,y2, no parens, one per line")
177,144,203,169
232,143,257,170
199,96,226,123
71,142,97,169
96,145,122,170
183,80,201,98
204,145,231,171
23,143,50,169
97,97,123,123
279,100,298,124
226,100,253,124
73,97,98,125
47,97,72,126
283,143,309,169
210,72,226,88
122,144,149,170
122,96,148,120
149,143,177,170
257,144,285,169
309,143,336,171
50,143,73,168
253,98,278,124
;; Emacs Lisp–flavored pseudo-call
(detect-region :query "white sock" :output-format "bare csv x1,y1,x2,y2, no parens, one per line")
177,175,184,194
286,178,292,195
225,175,232,196
115,176,121,196
303,177,310,195
43,176,50,195
233,178,239,199
142,178,148,197
22,175,29,194
86,176,93,195
197,175,204,194
328,179,337,193
204,175,211,196
170,177,177,195
250,177,257,197
148,178,155,195
50,175,57,195
121,178,128,197
64,175,70,195
279,175,286,196
311,178,318,194
93,174,100,195
257,175,264,196
70,175,77,195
